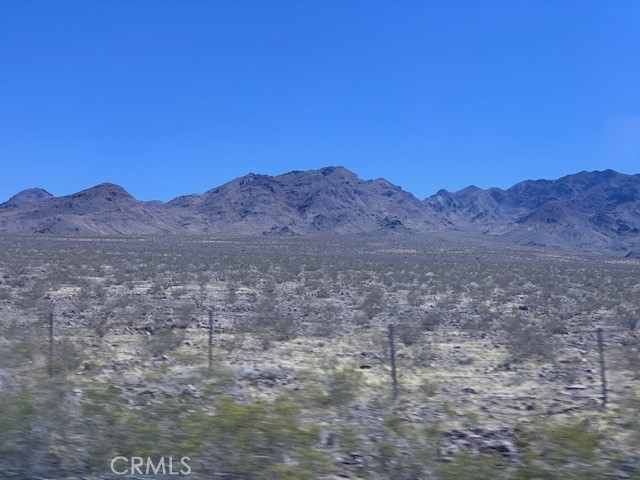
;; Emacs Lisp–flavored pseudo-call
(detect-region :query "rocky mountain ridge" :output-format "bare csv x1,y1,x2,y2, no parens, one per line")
2,167,639,254
426,169,640,252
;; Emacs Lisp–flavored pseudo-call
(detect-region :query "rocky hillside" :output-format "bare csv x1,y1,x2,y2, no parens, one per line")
0,183,177,235
0,188,53,209
1,167,639,254
166,166,442,235
0,167,444,236
426,169,640,252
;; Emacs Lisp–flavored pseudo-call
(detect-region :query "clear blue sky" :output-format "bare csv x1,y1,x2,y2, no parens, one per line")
1,1,639,201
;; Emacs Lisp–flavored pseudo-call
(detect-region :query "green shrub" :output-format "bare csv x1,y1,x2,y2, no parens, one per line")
187,396,332,478
503,317,556,362
143,325,185,357
516,419,604,480
324,365,363,408
437,451,513,480
422,312,443,331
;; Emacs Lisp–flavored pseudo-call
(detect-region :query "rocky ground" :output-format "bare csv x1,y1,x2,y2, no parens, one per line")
0,234,639,479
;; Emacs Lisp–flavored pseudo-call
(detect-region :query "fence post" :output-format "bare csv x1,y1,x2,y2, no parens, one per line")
208,308,214,373
49,312,54,378
596,327,607,411
388,324,397,399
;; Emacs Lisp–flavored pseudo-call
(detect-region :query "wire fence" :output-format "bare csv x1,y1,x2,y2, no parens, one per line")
3,310,636,421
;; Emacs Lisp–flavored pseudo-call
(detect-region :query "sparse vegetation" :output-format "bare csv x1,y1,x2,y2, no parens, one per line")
0,234,639,478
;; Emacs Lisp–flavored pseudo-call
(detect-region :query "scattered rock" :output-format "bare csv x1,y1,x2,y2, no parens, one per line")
181,384,200,397
439,428,518,461
323,431,340,448
236,365,286,385
334,455,357,466
459,355,476,365
559,355,583,363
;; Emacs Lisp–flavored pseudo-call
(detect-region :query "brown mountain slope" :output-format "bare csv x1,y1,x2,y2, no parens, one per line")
0,168,445,236
0,183,178,234
425,169,640,252
1,168,639,255
0,188,53,209
488,200,615,250
166,166,443,235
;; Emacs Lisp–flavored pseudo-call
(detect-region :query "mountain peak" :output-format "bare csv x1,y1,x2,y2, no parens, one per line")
71,183,135,201
0,188,54,209
318,166,351,176
1,167,639,254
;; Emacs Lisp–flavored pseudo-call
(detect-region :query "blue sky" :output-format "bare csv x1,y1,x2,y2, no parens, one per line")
1,1,639,201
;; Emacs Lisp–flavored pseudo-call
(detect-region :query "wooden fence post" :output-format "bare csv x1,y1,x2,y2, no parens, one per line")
596,327,607,411
208,308,214,373
49,312,54,378
388,324,398,399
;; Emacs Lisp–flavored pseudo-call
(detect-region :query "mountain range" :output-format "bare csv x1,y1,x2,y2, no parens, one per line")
2,166,639,255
